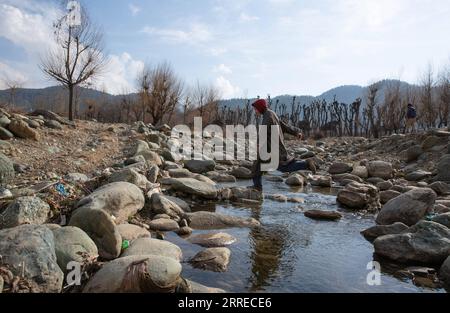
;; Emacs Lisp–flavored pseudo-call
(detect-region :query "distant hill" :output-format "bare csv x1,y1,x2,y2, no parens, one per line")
0,80,419,112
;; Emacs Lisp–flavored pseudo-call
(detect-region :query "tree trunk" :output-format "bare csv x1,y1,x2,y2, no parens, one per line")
69,85,74,121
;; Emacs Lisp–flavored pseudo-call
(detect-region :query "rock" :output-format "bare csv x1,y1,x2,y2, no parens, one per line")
0,196,50,229
332,173,363,184
328,162,352,175
229,187,263,201
130,140,149,156
188,232,237,247
361,222,409,241
379,190,401,204
69,206,122,260
310,175,332,187
0,115,11,127
8,119,39,141
187,280,226,293
440,256,450,285
83,255,182,293
0,127,14,140
288,197,305,203
168,168,196,178
161,149,178,162
429,181,450,195
186,211,260,229
368,161,393,179
147,133,161,144
367,177,386,185
135,149,162,166
0,153,15,184
165,196,190,212
0,225,63,292
285,174,304,186
117,224,150,241
230,167,253,179
337,182,380,211
265,194,288,202
125,155,146,166
185,160,216,174
149,219,180,232
405,170,432,182
304,210,342,221
206,171,236,183
374,221,450,264
435,155,450,182
64,173,89,183
265,175,284,182
377,181,393,191
175,226,193,236
151,193,185,219
76,182,145,224
121,238,182,261
193,174,216,185
352,166,369,179
147,165,159,183
406,145,423,162
431,213,450,228
171,178,218,199
0,275,3,293
376,188,437,226
189,248,231,272
44,120,63,130
52,226,98,272
422,135,442,151
434,204,450,214
108,168,149,189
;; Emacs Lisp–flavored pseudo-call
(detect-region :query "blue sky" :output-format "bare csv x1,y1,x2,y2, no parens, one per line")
1,0,450,98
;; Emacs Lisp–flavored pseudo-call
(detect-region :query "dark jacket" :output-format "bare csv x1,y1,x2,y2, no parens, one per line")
407,106,417,119
258,109,301,166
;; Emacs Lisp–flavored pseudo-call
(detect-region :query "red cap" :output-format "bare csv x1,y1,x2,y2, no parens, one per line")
252,99,268,113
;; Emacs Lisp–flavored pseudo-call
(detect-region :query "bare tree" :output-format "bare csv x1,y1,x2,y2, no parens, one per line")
2,76,26,107
419,64,437,129
437,66,450,128
40,2,108,121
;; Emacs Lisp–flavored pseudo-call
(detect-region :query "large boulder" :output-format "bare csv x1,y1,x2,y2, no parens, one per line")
151,193,184,218
337,182,380,211
148,219,180,232
116,224,150,241
0,196,50,229
189,247,231,272
373,221,450,264
188,232,237,247
121,238,182,261
361,222,409,241
230,167,253,179
107,168,149,189
435,155,450,182
285,174,304,186
352,166,369,179
8,119,39,141
309,175,332,187
82,255,182,293
429,181,450,196
376,188,436,226
186,211,260,229
0,225,63,292
368,161,393,179
328,162,352,175
0,153,15,184
69,206,122,260
440,256,450,285
379,190,401,204
184,160,216,174
171,178,218,199
52,226,98,272
0,127,14,140
76,182,145,224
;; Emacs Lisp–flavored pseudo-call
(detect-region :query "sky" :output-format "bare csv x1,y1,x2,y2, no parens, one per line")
0,0,450,99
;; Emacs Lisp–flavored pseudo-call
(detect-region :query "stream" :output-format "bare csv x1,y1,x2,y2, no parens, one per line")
167,176,448,293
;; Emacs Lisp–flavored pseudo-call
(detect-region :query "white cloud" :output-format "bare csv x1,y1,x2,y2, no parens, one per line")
240,13,259,22
215,76,240,99
95,52,144,94
213,64,232,75
141,23,212,44
129,4,141,16
0,62,28,89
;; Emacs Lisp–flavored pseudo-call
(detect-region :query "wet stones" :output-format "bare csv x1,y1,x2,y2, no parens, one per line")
151,193,185,219
121,238,182,261
367,161,393,180
149,219,180,232
309,175,332,187
229,187,263,201
184,160,216,174
171,178,218,200
304,210,342,221
361,222,409,241
373,221,450,264
285,174,304,186
188,232,237,247
337,182,380,211
206,171,236,183
186,211,260,230
189,248,231,272
230,167,253,179
376,188,437,226
379,190,401,204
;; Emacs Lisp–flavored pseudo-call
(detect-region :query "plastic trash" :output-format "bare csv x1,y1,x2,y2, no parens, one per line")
122,240,130,250
55,183,69,197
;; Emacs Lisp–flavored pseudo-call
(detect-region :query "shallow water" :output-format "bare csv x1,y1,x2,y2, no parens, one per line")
167,177,448,293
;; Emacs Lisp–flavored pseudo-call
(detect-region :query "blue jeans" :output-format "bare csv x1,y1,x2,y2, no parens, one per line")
252,159,308,188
